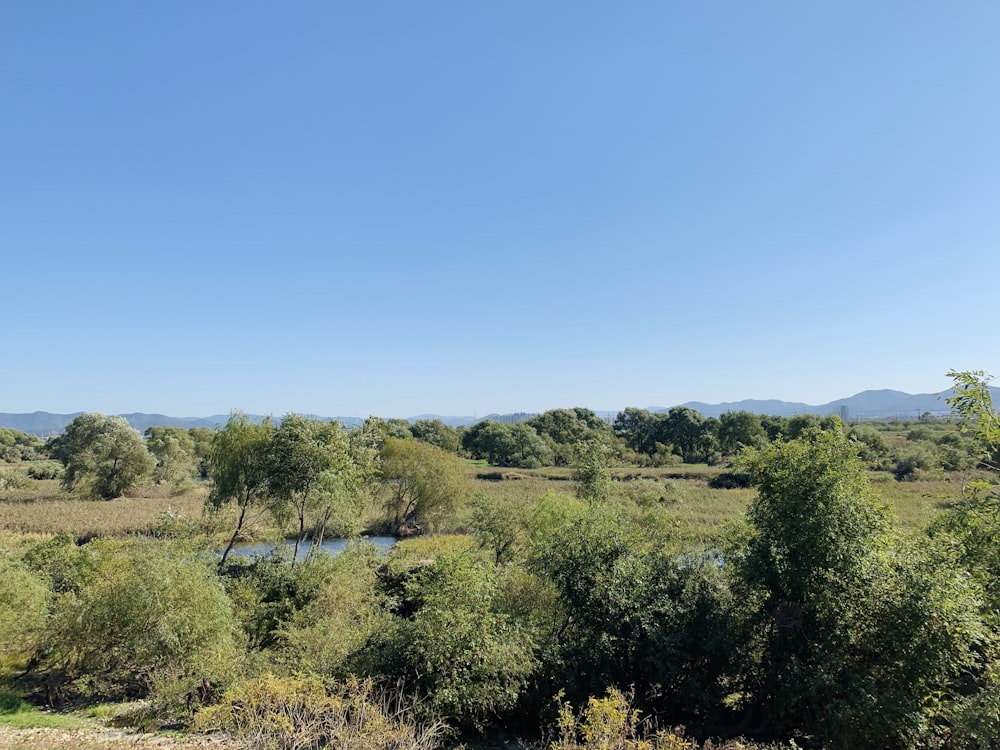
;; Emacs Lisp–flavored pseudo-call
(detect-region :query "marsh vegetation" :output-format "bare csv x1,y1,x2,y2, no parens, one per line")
1,374,999,749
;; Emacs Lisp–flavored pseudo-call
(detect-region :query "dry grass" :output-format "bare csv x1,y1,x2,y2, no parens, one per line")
0,479,217,539
468,466,968,546
0,458,972,546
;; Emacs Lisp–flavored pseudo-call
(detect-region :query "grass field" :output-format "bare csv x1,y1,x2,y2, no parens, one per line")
0,459,972,545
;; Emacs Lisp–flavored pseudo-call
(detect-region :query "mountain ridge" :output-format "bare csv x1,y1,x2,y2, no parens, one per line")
3,387,996,435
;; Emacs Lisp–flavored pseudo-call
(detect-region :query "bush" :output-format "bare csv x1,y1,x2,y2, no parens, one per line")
26,461,63,480
364,552,538,731
551,687,696,750
707,471,752,489
275,544,390,677
0,555,51,655
38,538,240,706
0,468,29,491
196,673,449,750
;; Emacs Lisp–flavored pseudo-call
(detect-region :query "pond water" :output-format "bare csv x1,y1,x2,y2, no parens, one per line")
229,536,397,560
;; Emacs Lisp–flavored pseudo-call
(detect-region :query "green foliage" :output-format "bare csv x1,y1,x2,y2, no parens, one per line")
25,460,63,480
462,420,554,468
530,505,734,723
0,468,28,491
144,426,197,484
196,673,449,750
380,437,468,535
614,407,658,456
38,538,240,704
0,428,43,462
410,418,461,453
527,408,613,466
718,411,766,456
727,429,993,747
947,369,1000,463
847,424,891,470
470,492,531,565
208,412,276,566
369,552,538,730
268,414,363,557
222,551,332,652
277,543,391,678
50,413,154,499
21,533,96,594
0,554,51,655
572,439,613,503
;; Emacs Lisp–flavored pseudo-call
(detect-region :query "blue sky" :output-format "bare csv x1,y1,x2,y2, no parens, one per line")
2,2,998,418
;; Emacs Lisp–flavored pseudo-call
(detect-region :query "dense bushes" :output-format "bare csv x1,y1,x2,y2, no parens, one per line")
36,539,239,705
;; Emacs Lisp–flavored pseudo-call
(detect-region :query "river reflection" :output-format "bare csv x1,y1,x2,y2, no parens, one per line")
229,536,397,560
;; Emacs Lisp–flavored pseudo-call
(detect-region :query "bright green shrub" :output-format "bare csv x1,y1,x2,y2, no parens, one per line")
0,555,51,654
365,552,538,730
38,538,240,703
276,543,391,677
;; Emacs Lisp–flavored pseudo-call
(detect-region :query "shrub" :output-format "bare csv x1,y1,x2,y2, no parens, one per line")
0,555,51,655
551,687,696,750
364,553,538,731
0,468,29,491
707,472,752,490
26,461,63,480
38,538,240,705
196,673,449,750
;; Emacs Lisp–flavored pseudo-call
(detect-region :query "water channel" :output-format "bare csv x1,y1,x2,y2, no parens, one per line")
229,536,397,560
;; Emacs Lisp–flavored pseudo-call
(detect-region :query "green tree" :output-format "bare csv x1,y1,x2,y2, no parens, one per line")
947,369,1000,468
145,426,197,484
613,407,657,456
527,408,613,465
306,419,381,550
529,504,733,727
0,427,43,462
0,555,51,655
268,415,348,559
717,411,766,456
508,422,554,468
410,419,461,453
51,413,154,499
381,438,468,535
208,412,276,567
659,407,711,463
727,429,990,747
470,492,531,565
572,438,613,503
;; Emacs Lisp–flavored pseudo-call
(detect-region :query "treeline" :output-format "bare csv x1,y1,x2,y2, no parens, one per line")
0,404,984,487
377,405,984,481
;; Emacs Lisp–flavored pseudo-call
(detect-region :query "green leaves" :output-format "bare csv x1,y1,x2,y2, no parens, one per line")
54,413,155,499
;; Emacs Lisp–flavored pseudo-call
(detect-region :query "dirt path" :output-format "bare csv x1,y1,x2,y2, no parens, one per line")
0,725,231,749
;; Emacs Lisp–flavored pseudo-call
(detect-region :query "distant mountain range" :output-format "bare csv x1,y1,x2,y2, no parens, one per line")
667,387,994,420
2,387,996,436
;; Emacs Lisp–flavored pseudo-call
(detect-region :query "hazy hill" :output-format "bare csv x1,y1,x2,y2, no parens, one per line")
661,388,997,419
4,386,999,435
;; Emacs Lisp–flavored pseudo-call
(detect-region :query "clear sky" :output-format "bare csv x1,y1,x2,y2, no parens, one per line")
2,2,998,419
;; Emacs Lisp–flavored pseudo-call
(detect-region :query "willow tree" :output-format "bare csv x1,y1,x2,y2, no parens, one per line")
51,413,154,499
381,437,467,535
208,412,275,567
